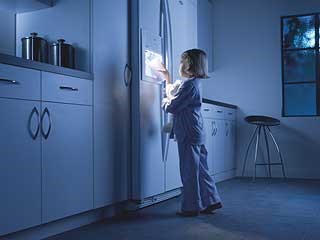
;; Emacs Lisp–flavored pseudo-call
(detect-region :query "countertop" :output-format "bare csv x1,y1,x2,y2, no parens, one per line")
0,53,93,80
202,98,237,109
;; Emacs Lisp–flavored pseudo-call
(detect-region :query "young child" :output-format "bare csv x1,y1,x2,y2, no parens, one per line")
159,49,222,217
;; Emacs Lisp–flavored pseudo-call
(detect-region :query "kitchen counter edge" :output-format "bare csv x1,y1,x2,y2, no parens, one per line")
0,53,93,80
202,98,237,109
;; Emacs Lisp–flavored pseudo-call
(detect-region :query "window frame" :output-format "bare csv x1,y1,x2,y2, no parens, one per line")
281,13,320,117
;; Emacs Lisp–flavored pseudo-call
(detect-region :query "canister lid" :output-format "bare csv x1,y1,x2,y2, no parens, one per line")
21,32,46,41
51,39,73,48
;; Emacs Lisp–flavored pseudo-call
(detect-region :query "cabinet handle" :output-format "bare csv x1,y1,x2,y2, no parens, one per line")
59,86,78,91
211,121,214,136
124,64,132,87
212,121,217,136
204,108,210,112
217,110,223,113
41,107,52,140
28,107,40,140
228,112,233,115
0,78,20,85
226,122,229,136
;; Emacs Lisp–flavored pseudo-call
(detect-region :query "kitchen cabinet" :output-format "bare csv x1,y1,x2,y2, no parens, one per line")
41,72,93,105
93,0,130,208
0,63,93,235
202,103,237,182
41,102,93,223
0,0,52,13
198,0,214,72
0,99,41,236
224,120,236,171
204,118,214,175
0,63,41,100
213,119,226,174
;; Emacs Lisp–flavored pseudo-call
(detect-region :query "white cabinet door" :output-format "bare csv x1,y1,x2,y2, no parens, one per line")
42,103,93,223
203,118,214,175
213,119,225,174
93,0,130,207
224,120,236,171
0,99,41,235
165,139,182,191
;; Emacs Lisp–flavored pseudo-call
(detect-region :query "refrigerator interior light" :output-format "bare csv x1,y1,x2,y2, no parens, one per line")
145,49,163,79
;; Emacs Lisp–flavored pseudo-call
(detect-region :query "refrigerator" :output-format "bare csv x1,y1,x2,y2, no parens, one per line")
130,0,198,207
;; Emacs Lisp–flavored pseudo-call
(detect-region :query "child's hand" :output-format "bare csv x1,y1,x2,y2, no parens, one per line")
155,63,170,84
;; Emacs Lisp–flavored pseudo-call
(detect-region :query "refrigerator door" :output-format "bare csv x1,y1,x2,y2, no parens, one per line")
165,139,182,191
139,80,165,198
164,0,197,191
168,0,198,82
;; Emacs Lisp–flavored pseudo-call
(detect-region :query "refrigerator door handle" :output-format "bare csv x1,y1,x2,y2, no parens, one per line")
165,0,173,79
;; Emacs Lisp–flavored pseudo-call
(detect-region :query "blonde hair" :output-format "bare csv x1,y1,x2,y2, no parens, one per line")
180,49,209,79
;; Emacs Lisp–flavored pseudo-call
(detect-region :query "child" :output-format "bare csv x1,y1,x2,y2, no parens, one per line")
159,49,222,217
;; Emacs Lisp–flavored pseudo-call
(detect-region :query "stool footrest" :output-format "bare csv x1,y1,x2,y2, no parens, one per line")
255,163,283,166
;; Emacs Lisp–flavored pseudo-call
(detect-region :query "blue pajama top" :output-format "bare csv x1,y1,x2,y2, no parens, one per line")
162,78,205,145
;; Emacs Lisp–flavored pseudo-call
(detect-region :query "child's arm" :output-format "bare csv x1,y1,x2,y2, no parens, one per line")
162,82,195,114
166,80,182,100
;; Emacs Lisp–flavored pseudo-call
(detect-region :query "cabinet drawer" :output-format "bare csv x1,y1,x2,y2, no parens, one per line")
202,104,225,119
0,63,40,100
211,106,225,119
202,103,213,118
225,108,236,121
42,72,92,105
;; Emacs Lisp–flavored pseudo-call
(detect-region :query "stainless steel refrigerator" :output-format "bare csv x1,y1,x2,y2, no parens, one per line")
130,0,198,208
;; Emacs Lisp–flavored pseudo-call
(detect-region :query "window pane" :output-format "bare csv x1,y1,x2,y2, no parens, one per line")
283,50,316,83
284,83,316,116
283,15,315,49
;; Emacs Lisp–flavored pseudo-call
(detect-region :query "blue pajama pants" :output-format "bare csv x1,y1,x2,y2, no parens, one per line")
177,141,221,212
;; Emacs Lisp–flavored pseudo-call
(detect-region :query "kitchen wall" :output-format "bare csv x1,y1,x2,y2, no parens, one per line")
0,10,15,55
202,0,320,179
16,0,91,72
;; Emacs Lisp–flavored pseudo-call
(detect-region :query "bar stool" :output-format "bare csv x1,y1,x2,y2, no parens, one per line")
242,115,286,181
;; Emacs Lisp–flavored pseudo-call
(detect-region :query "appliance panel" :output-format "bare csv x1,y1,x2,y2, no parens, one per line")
139,80,165,198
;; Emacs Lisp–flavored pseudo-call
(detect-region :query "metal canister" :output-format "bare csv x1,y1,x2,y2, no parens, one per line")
21,32,49,63
50,39,75,69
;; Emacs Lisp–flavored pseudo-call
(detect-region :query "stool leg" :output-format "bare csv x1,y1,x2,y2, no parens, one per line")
263,126,272,178
267,127,286,179
242,126,259,177
253,126,262,182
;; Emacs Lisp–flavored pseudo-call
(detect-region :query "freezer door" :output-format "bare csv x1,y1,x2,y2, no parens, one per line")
165,139,182,191
168,0,198,82
139,81,165,198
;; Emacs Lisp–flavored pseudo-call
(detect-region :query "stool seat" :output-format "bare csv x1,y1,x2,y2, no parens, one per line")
245,115,280,126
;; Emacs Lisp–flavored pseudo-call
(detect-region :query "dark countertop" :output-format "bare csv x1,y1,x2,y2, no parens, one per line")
202,98,237,109
0,53,93,80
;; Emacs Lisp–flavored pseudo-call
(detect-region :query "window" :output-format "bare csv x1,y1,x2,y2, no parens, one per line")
281,14,319,117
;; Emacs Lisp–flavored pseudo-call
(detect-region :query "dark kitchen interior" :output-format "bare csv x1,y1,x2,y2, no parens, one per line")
1,0,320,240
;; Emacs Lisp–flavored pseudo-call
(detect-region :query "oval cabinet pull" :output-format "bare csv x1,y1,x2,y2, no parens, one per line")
41,107,52,139
28,107,40,140
124,63,132,87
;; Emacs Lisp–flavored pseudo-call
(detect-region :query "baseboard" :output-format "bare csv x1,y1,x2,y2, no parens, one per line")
213,169,237,183
2,203,125,240
126,188,182,211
